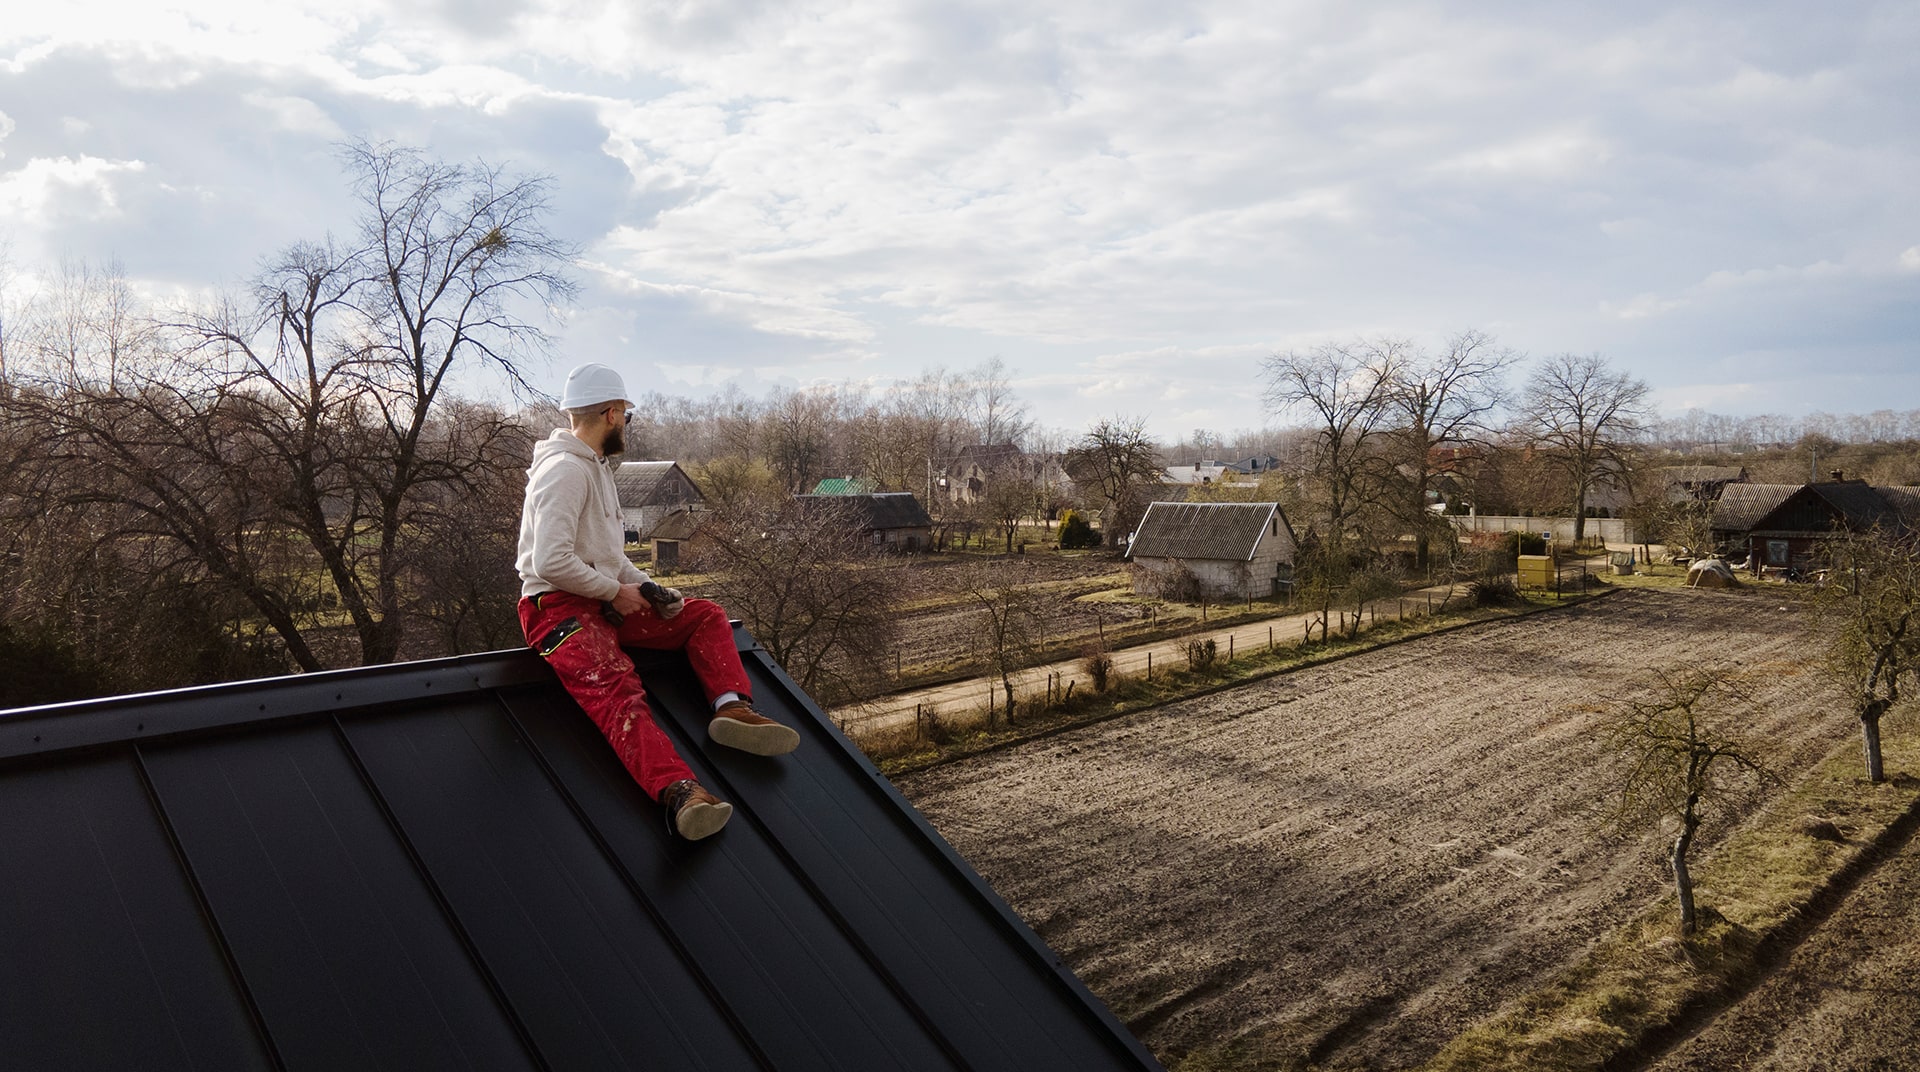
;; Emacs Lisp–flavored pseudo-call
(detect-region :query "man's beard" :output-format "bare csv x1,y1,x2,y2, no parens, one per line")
603,424,626,456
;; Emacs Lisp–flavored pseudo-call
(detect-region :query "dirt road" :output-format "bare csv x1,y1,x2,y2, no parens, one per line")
895,588,1849,1070
835,583,1466,736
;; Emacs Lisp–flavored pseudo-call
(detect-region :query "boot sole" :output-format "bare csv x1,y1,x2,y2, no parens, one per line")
675,800,732,840
708,716,800,756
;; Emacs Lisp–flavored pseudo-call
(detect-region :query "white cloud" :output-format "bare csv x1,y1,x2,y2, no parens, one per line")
2,1,1917,435
0,155,146,218
242,92,345,137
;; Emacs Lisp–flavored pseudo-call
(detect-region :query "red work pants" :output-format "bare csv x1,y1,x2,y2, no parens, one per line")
518,591,754,801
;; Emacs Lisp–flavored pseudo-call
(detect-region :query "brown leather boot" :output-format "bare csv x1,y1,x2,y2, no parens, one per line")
708,700,800,756
659,779,732,840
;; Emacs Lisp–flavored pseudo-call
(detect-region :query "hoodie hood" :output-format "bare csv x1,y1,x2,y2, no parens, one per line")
529,429,603,475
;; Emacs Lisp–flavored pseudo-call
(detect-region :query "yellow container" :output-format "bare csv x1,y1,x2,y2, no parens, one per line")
1517,554,1554,588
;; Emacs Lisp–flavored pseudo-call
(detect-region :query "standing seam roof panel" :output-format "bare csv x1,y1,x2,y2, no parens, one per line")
0,627,1163,1072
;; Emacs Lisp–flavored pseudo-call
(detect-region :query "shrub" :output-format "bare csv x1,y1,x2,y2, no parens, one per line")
1502,531,1547,557
1469,574,1522,606
1083,647,1114,692
1182,637,1218,672
1059,510,1102,549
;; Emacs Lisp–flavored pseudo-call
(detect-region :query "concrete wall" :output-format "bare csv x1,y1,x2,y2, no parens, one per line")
1448,515,1641,544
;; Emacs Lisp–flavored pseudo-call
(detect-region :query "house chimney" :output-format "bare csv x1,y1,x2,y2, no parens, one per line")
1829,469,1844,482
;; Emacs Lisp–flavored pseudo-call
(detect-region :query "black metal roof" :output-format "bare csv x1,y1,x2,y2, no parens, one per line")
795,492,933,532
0,627,1161,1072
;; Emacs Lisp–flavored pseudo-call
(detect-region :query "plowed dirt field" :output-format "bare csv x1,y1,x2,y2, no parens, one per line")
897,587,1851,1070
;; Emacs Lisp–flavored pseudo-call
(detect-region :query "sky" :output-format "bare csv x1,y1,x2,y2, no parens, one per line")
1,1,1916,442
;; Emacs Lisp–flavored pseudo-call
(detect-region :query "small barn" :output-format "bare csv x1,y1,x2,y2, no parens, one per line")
1127,501,1297,600
613,460,705,539
647,507,702,570
798,491,935,551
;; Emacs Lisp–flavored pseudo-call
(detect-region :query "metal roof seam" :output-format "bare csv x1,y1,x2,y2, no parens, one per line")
323,713,555,1072
129,742,288,1072
489,693,782,1072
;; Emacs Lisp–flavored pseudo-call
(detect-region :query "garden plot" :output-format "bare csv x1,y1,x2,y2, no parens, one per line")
897,588,1850,1070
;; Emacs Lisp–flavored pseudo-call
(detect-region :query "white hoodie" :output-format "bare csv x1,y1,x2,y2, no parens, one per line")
516,430,650,601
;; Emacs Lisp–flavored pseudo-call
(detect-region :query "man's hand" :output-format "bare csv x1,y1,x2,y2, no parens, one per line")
610,583,648,618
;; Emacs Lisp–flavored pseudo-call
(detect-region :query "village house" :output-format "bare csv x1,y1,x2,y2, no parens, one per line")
1658,465,1750,503
1710,475,1920,574
1162,461,1237,486
939,445,1072,512
612,461,705,541
1127,501,1298,601
809,476,877,496
797,491,935,552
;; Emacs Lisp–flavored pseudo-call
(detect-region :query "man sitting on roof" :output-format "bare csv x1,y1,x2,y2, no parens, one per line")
516,362,799,840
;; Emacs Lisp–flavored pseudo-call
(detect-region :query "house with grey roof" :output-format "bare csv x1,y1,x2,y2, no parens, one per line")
797,491,935,551
613,460,705,540
1658,465,1749,502
1126,501,1297,600
1712,478,1918,573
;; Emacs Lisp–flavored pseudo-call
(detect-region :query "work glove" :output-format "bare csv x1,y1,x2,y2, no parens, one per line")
640,580,685,620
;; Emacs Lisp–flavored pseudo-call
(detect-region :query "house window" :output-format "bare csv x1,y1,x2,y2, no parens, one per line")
1766,540,1790,566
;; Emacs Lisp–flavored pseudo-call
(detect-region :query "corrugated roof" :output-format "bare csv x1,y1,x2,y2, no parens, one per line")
0,630,1161,1072
1127,501,1285,562
613,460,703,509
796,492,933,531
1710,483,1800,531
809,477,877,496
1876,486,1920,529
1806,481,1900,531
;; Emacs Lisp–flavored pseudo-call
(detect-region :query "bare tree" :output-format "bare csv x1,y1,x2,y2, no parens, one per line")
10,143,575,671
1813,529,1920,782
1384,330,1518,571
1515,353,1650,542
982,456,1039,553
692,495,906,704
764,386,836,493
1062,416,1163,543
1262,340,1403,558
959,559,1046,728
1605,667,1768,935
967,356,1031,448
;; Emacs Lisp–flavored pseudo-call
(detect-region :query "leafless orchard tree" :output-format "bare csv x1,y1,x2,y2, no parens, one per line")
1813,529,1920,782
959,559,1047,729
692,495,906,705
1261,339,1402,641
1514,353,1650,543
981,455,1039,553
1605,666,1768,936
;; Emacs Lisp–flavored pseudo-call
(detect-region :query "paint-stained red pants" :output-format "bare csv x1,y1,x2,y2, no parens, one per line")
518,591,752,801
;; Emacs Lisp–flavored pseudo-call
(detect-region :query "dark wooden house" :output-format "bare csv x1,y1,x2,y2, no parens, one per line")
797,491,935,551
1712,479,1915,573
